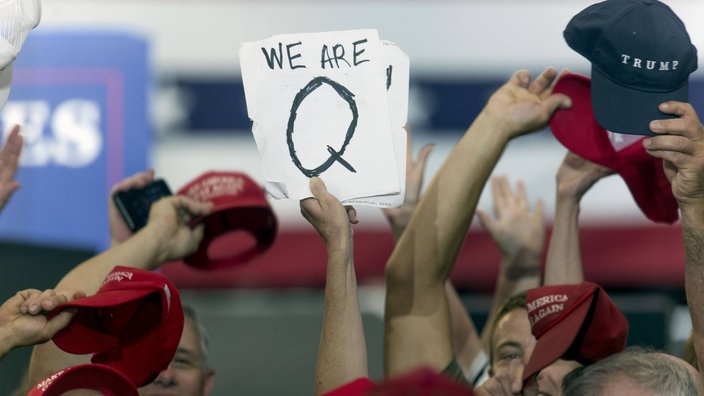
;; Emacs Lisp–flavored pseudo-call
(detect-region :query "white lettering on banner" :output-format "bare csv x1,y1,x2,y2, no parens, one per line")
1,99,103,167
51,100,103,167
620,54,679,70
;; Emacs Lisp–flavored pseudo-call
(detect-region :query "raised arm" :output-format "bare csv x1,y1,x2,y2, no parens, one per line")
383,127,486,382
476,176,544,348
301,177,364,395
383,67,571,377
543,151,613,285
26,194,213,386
643,101,704,379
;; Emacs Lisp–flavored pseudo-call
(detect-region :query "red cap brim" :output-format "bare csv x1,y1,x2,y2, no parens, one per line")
522,289,593,381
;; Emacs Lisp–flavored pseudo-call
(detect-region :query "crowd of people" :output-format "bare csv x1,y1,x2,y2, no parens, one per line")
1,0,704,395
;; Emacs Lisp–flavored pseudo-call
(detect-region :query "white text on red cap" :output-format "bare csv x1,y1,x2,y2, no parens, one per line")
101,270,134,287
527,294,568,327
184,175,245,202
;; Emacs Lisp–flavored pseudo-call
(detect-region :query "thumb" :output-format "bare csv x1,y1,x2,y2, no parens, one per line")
43,309,77,339
475,209,494,231
545,93,572,112
309,177,327,198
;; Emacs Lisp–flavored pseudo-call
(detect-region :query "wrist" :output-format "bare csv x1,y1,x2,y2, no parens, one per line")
556,182,585,204
501,257,542,282
474,109,514,141
0,327,15,357
680,203,704,230
128,224,171,268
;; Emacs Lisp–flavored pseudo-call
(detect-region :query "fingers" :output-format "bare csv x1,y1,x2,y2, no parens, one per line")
19,289,69,315
110,169,156,196
510,69,531,89
406,143,435,202
475,208,496,231
516,180,528,210
527,67,558,96
72,291,87,301
657,101,700,120
534,198,545,220
414,143,435,170
42,308,77,339
171,195,214,217
345,205,359,224
543,91,573,112
649,102,703,140
643,134,693,159
1,124,23,163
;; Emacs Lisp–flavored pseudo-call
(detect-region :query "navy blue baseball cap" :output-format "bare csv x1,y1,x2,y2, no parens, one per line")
564,0,698,136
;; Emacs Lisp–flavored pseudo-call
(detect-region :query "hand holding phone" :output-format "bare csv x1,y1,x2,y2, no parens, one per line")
112,179,173,232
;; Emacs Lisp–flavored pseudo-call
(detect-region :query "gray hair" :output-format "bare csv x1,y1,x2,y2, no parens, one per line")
182,304,212,371
562,346,700,396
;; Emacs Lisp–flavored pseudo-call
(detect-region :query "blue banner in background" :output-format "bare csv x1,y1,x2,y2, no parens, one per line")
171,76,704,134
0,30,150,251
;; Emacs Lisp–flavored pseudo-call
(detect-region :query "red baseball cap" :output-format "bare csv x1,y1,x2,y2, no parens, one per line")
49,266,184,387
549,72,678,224
522,282,628,381
176,171,278,270
27,364,138,396
323,367,475,396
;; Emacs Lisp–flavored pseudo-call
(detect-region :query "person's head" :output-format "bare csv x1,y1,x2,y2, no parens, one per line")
488,291,535,395
521,282,628,396
138,304,215,396
562,346,703,396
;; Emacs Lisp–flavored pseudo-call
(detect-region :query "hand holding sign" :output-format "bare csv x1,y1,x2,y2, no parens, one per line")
240,29,407,207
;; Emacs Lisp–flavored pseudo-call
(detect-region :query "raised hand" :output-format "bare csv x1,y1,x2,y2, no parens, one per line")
483,68,572,139
644,101,704,207
144,195,213,263
556,151,614,203
476,176,544,280
0,125,23,212
0,289,84,358
382,126,434,242
108,169,156,245
300,177,357,250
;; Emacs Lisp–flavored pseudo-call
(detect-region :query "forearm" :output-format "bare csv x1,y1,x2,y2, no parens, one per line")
387,111,511,290
384,111,511,376
543,194,584,285
54,225,169,296
315,241,367,395
681,203,704,377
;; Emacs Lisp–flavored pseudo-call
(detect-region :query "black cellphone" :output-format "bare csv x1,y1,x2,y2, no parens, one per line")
112,179,173,232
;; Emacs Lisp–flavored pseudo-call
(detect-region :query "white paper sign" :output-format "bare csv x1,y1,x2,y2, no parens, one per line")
240,29,407,206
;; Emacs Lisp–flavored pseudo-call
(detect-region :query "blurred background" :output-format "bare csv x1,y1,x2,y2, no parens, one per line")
1,1,703,394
